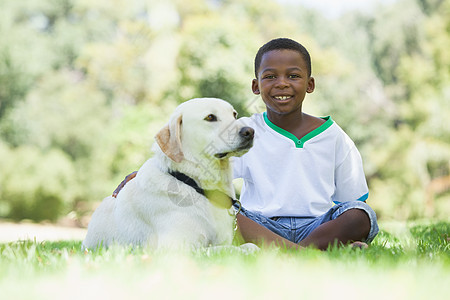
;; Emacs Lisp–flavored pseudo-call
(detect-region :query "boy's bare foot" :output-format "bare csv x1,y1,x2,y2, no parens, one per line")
350,241,368,249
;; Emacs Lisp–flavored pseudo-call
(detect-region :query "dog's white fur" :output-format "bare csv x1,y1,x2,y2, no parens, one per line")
83,98,254,250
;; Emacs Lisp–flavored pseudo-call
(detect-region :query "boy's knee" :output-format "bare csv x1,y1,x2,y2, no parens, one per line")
353,208,370,225
341,208,371,237
334,201,379,241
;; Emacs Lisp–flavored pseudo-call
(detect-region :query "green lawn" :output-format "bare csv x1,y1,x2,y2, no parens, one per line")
1,220,449,300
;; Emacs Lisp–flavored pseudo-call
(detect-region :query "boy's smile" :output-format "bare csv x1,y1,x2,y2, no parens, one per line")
252,49,315,118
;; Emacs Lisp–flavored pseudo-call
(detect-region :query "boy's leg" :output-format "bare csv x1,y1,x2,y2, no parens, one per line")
296,201,379,250
234,205,303,249
236,214,301,249
235,201,378,250
298,208,370,250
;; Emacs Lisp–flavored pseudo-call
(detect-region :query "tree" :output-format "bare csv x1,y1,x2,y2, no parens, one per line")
363,0,450,219
173,13,258,115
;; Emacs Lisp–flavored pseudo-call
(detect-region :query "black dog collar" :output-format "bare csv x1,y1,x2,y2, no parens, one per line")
169,170,205,195
168,170,239,210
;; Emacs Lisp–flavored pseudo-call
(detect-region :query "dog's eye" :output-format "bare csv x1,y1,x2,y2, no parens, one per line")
204,114,217,122
233,111,238,119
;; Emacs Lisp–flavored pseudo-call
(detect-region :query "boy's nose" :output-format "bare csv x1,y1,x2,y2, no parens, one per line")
274,76,289,87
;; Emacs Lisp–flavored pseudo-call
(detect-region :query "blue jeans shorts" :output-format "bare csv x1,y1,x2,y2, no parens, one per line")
235,201,379,244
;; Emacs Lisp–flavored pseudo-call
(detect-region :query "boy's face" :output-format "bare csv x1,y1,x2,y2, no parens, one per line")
252,49,315,116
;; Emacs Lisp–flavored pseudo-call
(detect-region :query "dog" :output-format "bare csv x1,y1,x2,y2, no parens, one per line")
83,98,255,250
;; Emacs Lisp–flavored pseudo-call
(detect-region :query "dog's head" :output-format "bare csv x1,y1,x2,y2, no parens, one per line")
155,98,254,163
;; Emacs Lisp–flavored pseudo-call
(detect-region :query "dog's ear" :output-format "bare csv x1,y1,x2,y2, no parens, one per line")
155,113,184,163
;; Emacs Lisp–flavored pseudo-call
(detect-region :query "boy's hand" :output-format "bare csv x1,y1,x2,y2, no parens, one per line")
112,171,137,198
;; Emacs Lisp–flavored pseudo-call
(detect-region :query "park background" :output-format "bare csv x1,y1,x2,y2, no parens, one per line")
0,0,449,226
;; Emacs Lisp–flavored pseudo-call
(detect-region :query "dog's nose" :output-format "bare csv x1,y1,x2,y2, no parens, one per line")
239,127,254,140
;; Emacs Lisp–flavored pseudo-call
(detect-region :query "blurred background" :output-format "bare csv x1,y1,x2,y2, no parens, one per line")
0,0,448,226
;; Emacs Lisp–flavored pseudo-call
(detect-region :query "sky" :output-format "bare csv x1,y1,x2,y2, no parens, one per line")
278,0,398,18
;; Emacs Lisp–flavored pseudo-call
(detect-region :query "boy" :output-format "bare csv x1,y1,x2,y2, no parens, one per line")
232,38,378,249
113,38,379,250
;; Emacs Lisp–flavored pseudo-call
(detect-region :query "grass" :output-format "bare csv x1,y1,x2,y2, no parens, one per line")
1,220,449,300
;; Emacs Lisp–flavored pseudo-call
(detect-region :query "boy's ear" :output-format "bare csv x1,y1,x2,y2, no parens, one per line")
252,79,260,95
306,77,315,93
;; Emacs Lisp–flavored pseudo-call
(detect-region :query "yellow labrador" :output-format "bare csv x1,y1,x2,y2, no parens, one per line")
83,98,254,250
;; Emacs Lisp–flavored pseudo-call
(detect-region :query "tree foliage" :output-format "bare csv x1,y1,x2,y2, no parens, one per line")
0,0,448,222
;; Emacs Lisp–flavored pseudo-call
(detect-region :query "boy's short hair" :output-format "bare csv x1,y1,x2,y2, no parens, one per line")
254,38,312,78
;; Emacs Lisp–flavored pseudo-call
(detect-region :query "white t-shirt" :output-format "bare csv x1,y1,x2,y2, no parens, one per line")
232,112,369,218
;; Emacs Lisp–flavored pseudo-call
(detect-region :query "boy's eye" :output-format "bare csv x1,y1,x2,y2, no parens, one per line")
204,114,217,122
289,74,301,78
263,74,275,79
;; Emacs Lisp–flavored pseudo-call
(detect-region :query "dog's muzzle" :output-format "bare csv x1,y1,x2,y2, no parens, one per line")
214,126,254,159
239,126,254,141
236,126,254,150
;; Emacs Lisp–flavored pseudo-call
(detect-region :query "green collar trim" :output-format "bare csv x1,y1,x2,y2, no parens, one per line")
263,112,334,148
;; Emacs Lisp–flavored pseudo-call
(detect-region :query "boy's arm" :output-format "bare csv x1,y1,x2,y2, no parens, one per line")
112,171,137,198
334,146,369,204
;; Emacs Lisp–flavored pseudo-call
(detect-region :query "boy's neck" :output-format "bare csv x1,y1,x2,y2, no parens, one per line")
265,110,324,140
266,109,305,131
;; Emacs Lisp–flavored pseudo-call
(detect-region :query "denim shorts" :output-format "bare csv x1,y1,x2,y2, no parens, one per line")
235,201,379,244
